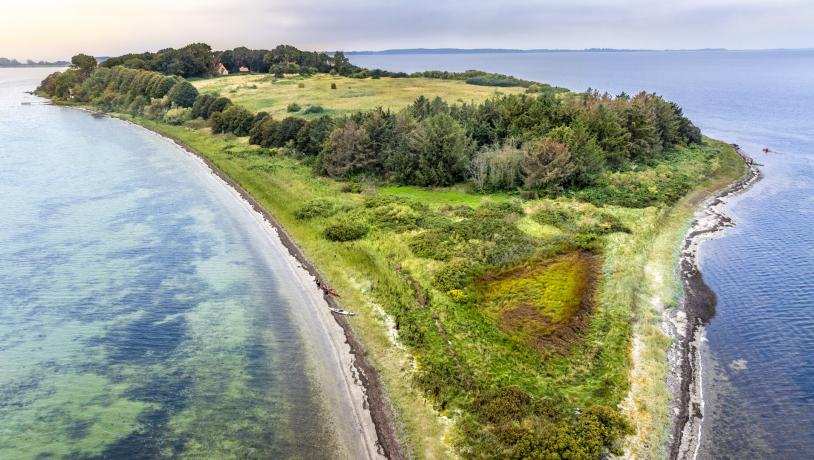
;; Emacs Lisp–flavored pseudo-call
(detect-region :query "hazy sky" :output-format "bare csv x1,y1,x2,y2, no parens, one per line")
3,0,812,60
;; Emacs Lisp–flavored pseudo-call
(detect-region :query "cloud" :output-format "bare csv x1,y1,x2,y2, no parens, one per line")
1,0,812,60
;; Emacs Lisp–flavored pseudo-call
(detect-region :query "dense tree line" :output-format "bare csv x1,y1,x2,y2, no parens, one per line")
246,91,701,194
214,46,359,76
98,43,360,78
38,57,702,199
100,43,215,78
95,42,546,89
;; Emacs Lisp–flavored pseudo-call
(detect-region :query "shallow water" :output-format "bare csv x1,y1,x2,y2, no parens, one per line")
0,68,365,459
351,50,814,458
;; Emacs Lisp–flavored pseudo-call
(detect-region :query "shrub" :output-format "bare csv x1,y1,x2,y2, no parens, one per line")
212,105,254,136
447,289,468,303
532,203,574,226
250,116,307,148
190,94,214,119
320,121,373,178
532,202,628,241
163,107,190,125
207,97,232,119
363,194,401,208
297,82,305,88
167,80,199,108
331,82,337,89
294,198,337,220
470,141,525,191
368,204,421,231
303,105,324,114
340,182,363,193
409,229,452,261
522,138,575,192
185,118,207,130
287,102,301,112
474,200,525,220
433,259,473,291
324,219,369,241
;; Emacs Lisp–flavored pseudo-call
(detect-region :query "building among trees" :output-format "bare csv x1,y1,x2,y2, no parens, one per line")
215,63,229,76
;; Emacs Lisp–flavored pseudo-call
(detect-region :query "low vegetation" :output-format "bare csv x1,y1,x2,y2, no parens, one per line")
192,73,524,118
37,47,746,459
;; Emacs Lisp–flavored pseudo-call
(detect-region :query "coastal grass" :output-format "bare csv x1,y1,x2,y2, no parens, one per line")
117,113,743,457
192,74,525,119
621,140,747,459
379,185,512,209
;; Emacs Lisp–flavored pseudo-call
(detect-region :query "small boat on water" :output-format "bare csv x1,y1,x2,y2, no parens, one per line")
329,307,356,316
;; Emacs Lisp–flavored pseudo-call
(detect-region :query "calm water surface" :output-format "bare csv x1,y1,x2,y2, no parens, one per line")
352,50,814,458
0,68,361,459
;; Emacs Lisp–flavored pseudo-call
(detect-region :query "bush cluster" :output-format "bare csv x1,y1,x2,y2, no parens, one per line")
323,219,369,241
294,198,337,220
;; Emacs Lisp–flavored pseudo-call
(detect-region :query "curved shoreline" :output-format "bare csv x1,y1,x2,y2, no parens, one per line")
668,146,761,459
70,106,403,459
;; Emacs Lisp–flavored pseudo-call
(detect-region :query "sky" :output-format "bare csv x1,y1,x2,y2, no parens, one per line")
2,0,813,60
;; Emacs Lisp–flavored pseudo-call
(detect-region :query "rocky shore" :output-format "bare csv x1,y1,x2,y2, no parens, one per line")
668,146,761,459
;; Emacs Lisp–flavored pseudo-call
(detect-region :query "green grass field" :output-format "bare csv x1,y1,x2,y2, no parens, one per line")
120,112,746,458
192,74,525,119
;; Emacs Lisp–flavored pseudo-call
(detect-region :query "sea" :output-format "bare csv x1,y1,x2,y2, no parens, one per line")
351,49,814,458
0,67,372,459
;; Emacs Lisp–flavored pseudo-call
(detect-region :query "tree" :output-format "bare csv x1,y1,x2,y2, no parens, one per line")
178,43,213,77
320,121,372,178
167,81,199,107
407,113,471,186
206,97,232,118
191,94,214,119
151,76,179,98
583,104,630,166
547,123,605,186
623,103,661,161
522,138,575,191
294,115,335,156
71,53,97,77
53,70,78,99
212,105,254,136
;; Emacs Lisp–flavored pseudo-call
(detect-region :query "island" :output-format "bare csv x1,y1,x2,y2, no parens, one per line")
36,43,750,459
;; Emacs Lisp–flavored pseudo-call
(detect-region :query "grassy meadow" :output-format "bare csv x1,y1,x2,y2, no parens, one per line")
118,113,745,458
192,74,525,118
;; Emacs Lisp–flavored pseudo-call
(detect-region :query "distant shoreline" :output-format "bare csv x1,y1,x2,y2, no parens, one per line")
0,64,68,68
343,48,813,56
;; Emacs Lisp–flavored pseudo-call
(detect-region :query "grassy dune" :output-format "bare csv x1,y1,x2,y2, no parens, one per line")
192,74,525,119
115,112,745,458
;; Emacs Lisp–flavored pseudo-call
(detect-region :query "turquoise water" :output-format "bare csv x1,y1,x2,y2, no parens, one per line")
351,50,814,458
0,68,366,459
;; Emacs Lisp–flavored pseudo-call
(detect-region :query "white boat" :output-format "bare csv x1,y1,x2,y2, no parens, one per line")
329,307,356,316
